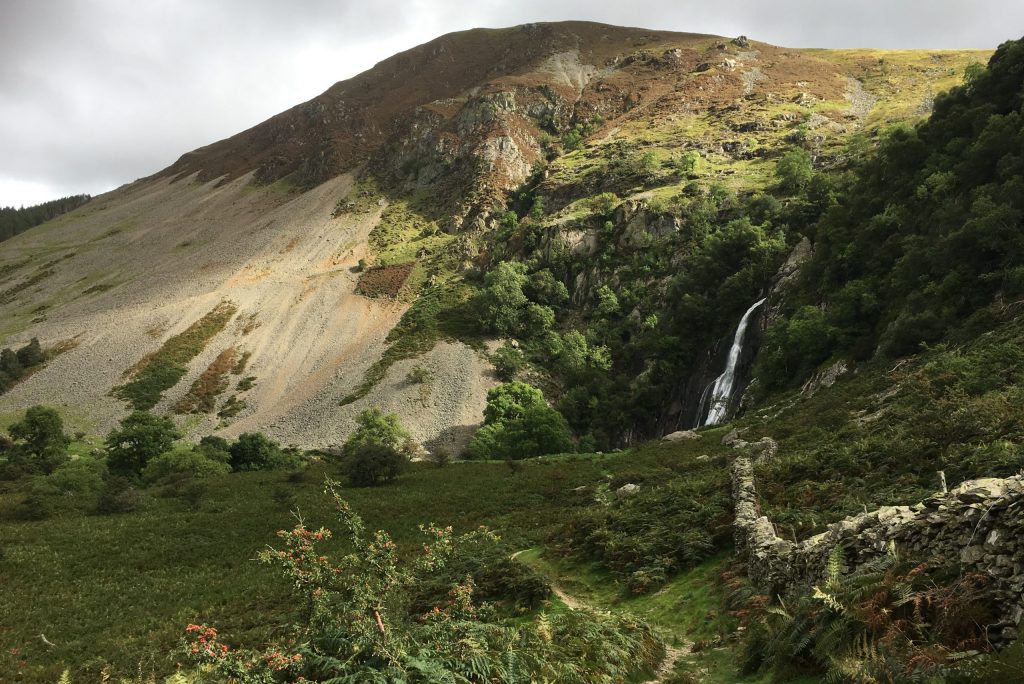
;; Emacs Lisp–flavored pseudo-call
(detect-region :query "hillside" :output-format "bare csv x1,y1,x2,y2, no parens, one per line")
0,22,988,450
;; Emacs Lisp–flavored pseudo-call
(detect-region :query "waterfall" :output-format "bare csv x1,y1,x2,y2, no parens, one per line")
702,297,766,427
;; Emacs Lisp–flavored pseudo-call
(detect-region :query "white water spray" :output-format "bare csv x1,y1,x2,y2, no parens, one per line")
702,298,766,426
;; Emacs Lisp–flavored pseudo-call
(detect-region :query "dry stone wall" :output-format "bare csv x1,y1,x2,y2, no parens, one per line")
732,450,1024,642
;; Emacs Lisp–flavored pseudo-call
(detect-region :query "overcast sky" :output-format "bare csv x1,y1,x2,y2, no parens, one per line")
1,0,1020,208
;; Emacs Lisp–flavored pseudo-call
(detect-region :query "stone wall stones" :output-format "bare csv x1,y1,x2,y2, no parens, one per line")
732,450,1024,642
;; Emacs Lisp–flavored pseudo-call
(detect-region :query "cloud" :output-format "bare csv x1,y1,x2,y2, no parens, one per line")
0,0,1019,206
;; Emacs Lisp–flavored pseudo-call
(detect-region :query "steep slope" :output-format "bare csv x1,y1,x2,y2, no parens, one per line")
0,22,989,449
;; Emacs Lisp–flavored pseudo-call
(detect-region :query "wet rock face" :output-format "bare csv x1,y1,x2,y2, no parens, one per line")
731,447,1024,643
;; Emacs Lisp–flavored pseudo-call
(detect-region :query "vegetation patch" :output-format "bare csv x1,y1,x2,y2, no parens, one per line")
217,395,247,419
0,338,77,401
173,347,238,414
355,261,414,298
81,281,116,295
0,258,30,282
0,268,55,305
112,302,237,410
231,350,251,374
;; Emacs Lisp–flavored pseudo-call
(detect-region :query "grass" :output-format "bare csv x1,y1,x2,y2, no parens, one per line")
0,437,727,681
112,302,237,411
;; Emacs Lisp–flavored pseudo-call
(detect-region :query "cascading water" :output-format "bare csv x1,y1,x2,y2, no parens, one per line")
701,297,766,426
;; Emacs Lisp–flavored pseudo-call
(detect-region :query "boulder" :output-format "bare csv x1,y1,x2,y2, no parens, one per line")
616,483,641,499
663,430,701,442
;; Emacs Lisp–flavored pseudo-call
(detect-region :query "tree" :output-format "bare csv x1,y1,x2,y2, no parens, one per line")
105,411,180,477
228,432,286,471
476,261,530,335
776,148,813,194
342,408,410,457
466,382,573,460
482,381,547,425
0,348,22,378
527,269,569,306
7,405,69,475
492,403,574,460
595,285,620,316
343,442,407,487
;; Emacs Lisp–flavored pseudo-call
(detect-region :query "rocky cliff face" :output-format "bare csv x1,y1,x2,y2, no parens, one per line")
159,23,722,214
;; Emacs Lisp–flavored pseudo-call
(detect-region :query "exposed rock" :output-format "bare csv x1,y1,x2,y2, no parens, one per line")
616,483,642,498
732,35,751,48
801,360,849,397
721,428,744,445
764,237,812,326
663,430,701,442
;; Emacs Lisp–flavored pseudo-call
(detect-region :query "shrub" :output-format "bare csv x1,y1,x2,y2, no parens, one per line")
17,481,59,520
431,448,451,468
105,411,180,477
740,548,998,682
15,338,44,367
342,442,408,487
228,432,291,471
589,192,621,217
406,365,432,385
196,435,231,464
552,468,731,592
95,476,146,514
142,445,231,484
46,457,107,502
182,482,662,682
410,533,551,613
